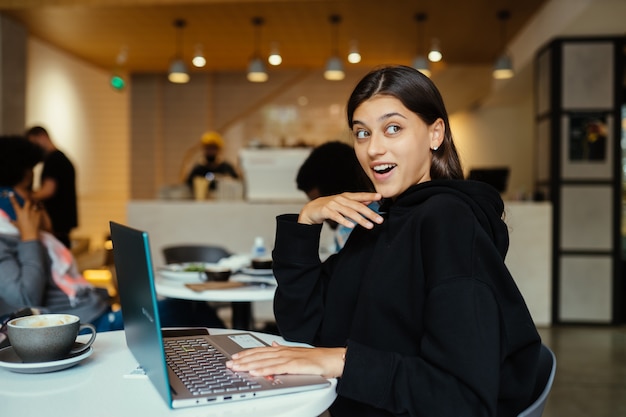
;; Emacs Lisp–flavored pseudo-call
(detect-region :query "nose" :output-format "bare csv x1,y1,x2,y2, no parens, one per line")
367,132,386,158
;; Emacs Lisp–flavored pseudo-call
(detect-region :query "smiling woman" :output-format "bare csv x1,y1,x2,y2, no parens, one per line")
226,65,542,417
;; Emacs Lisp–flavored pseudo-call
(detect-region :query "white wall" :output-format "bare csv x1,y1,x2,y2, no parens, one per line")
26,38,130,249
451,94,535,200
23,35,540,250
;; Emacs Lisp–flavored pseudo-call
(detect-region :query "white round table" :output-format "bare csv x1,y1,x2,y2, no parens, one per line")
0,330,337,417
155,273,276,330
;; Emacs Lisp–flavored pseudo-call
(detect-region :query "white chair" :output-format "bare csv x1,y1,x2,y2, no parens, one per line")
518,344,557,417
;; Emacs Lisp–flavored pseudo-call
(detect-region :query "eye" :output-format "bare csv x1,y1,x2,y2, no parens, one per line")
354,129,370,140
385,124,401,135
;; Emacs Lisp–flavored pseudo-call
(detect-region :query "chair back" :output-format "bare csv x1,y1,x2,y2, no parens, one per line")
162,245,232,264
517,344,556,417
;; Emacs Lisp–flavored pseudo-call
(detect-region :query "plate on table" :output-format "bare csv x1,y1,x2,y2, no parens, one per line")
241,267,274,276
233,275,277,286
0,342,93,374
157,262,218,283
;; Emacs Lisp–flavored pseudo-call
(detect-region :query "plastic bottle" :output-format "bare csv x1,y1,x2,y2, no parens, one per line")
251,236,267,259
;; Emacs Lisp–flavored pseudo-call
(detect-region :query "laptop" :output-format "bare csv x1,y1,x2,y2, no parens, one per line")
109,221,330,409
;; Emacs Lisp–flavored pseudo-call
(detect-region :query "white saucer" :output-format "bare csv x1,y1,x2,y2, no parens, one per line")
241,267,273,276
0,344,93,374
233,275,277,286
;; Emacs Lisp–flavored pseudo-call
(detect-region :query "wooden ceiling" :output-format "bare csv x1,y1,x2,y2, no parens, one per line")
0,0,548,75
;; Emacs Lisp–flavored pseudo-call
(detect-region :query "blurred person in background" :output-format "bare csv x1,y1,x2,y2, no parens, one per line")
186,131,239,192
296,141,375,251
0,136,225,332
26,126,77,249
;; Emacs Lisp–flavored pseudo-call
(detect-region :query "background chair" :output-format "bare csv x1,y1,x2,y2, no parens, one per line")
518,344,557,417
161,244,242,328
162,244,231,264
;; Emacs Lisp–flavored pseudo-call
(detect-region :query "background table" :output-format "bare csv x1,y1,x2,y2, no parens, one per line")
0,329,337,417
155,273,276,330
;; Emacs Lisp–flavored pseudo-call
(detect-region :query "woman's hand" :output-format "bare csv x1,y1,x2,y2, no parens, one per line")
10,194,42,242
298,192,383,230
226,342,346,379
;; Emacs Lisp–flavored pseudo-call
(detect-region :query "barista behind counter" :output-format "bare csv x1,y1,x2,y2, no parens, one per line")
185,131,239,191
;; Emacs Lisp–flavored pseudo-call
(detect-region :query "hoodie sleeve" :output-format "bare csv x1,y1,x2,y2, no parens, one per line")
271,214,328,345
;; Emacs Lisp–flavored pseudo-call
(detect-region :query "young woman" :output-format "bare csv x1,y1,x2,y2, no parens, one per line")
227,66,541,417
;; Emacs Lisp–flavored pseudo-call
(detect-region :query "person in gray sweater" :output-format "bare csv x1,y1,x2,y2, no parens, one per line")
0,136,118,331
0,136,225,332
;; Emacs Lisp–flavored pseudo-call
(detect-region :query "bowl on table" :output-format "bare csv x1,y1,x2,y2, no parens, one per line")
251,258,273,270
204,266,232,282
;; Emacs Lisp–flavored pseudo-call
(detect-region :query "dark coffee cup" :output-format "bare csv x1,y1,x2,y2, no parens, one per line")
7,314,96,363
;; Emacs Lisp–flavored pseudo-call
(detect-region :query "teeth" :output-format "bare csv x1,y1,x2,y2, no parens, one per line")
373,164,396,172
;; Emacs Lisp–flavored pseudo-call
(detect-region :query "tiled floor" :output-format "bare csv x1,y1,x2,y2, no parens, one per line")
539,325,626,417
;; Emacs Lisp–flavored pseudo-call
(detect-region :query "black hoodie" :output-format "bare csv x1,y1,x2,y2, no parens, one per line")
272,179,541,417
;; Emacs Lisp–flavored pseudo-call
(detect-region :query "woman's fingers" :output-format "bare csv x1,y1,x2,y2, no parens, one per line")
9,195,42,241
226,344,345,378
299,192,383,228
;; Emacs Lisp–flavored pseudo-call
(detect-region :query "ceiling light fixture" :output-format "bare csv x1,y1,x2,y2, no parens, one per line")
168,19,189,84
411,12,431,77
268,42,282,66
347,40,361,64
247,17,268,82
192,43,206,68
324,14,345,81
427,37,442,63
493,9,514,80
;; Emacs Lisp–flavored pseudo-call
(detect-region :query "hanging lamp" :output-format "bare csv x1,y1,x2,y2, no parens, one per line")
324,14,345,81
192,43,206,68
427,37,442,63
268,42,282,66
347,40,361,64
168,19,189,84
247,17,268,82
493,9,514,79
411,12,431,77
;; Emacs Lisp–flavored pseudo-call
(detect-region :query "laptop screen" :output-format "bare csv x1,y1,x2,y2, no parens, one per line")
109,221,173,407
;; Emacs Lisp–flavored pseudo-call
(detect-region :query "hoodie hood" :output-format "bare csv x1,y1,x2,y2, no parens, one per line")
379,179,509,258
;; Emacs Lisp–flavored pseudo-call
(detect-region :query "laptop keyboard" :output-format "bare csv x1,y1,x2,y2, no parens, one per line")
164,338,262,396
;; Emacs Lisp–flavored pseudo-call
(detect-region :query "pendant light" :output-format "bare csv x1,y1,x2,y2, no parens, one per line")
347,40,361,64
268,42,282,66
493,9,514,80
192,44,206,68
168,19,189,84
247,17,268,82
411,12,431,77
324,14,345,81
428,38,442,63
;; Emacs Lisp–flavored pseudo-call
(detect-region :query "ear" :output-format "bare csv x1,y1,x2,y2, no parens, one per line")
430,118,445,151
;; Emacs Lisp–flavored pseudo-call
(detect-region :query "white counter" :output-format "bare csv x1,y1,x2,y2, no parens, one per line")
128,200,552,326
503,202,552,326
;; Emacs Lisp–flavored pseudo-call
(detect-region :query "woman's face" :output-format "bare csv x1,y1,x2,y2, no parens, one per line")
351,95,444,199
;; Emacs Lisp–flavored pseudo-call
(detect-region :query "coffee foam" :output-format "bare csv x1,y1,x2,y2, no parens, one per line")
15,314,76,328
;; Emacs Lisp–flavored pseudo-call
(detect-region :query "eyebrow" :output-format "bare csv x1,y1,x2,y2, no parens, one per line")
352,111,407,127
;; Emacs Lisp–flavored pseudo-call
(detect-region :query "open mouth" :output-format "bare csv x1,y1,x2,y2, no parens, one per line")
373,164,396,175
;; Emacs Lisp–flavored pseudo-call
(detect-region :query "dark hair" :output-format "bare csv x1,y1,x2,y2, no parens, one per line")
0,135,45,186
25,125,49,137
297,141,373,196
346,65,463,180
